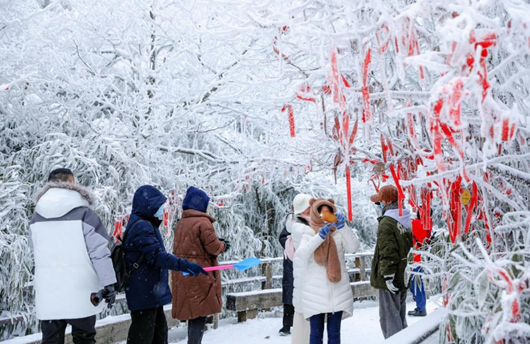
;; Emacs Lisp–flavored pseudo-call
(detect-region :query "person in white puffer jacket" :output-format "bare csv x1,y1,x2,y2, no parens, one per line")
285,193,313,344
29,168,117,344
291,198,360,344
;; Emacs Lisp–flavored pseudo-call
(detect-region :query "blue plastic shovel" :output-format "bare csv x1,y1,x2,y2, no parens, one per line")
182,257,262,276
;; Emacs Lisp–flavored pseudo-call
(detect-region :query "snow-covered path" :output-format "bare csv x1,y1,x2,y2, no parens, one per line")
166,299,440,344
5,299,440,344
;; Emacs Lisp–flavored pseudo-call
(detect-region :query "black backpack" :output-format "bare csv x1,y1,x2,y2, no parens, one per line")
110,223,145,293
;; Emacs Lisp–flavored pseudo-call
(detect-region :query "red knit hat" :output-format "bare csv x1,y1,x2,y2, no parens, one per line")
370,185,398,203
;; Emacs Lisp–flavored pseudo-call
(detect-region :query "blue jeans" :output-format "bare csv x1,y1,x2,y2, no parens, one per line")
309,312,343,344
410,266,426,311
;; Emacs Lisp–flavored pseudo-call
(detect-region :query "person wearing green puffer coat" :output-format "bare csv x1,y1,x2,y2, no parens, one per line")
369,185,413,339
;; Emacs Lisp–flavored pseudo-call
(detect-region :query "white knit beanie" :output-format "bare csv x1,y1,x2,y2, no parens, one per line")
292,193,312,215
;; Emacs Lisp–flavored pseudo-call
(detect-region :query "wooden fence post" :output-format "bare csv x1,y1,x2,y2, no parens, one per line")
355,256,367,281
260,261,273,312
261,262,273,290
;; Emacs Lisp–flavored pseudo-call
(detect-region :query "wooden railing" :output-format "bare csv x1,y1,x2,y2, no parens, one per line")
225,253,376,322
1,253,375,343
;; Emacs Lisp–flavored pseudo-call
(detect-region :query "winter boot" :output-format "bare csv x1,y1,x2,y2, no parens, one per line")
279,326,291,336
408,308,427,317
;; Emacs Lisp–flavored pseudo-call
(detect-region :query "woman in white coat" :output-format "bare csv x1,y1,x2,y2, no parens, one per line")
292,198,360,344
286,193,313,344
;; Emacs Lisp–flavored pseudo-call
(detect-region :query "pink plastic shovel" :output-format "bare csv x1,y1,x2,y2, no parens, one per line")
182,257,261,276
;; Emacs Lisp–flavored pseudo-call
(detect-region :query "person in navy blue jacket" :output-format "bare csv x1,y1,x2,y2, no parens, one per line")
278,226,294,336
124,185,207,344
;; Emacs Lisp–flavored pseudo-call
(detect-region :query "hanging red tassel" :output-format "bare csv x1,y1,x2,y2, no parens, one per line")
113,218,123,241
346,165,353,221
389,164,405,216
431,98,446,171
447,78,463,127
163,209,169,227
361,48,372,123
380,134,388,163
163,208,170,235
420,187,432,231
341,74,351,88
281,105,296,137
328,46,347,110
272,27,290,63
387,139,395,157
464,182,478,233
501,117,517,142
448,176,462,243
370,178,380,193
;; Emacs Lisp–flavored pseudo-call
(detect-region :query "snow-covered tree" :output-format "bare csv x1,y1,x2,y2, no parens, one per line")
1,0,529,342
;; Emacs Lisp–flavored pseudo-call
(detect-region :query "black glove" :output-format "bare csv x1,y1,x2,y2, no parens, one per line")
186,262,208,276
90,290,104,307
219,238,231,252
102,285,116,309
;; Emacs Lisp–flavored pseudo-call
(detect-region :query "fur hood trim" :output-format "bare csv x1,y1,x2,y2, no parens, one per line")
36,182,95,205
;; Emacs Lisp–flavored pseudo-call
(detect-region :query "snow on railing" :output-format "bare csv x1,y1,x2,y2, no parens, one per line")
383,308,445,344
218,252,374,291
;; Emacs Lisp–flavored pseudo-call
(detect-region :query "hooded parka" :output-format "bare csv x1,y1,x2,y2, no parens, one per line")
123,185,189,311
172,187,226,320
29,182,116,320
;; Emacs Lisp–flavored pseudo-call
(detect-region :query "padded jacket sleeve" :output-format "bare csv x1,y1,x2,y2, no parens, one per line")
132,221,189,272
341,226,361,254
199,220,225,256
279,226,289,249
82,209,117,286
295,233,325,262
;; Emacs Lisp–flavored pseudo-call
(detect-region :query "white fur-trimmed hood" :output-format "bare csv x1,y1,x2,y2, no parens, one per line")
35,182,94,219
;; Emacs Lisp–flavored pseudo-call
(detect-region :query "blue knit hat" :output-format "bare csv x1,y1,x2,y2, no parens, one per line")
182,186,210,213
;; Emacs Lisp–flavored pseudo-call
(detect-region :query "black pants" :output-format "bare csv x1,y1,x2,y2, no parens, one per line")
41,315,96,344
283,304,295,328
127,306,168,344
187,316,207,344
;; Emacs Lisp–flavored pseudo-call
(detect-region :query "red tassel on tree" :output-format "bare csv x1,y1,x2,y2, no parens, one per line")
346,165,353,221
281,105,296,137
361,48,372,124
389,164,405,216
464,181,478,233
448,176,463,243
113,218,123,241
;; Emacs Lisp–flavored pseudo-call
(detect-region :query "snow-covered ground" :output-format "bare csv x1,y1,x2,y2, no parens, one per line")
5,299,440,344
165,299,440,344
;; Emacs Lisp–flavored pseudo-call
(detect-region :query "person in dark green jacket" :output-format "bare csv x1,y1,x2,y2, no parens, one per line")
370,185,413,339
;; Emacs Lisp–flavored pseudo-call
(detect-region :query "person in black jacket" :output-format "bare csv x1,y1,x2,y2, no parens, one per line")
124,185,207,344
279,226,294,336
